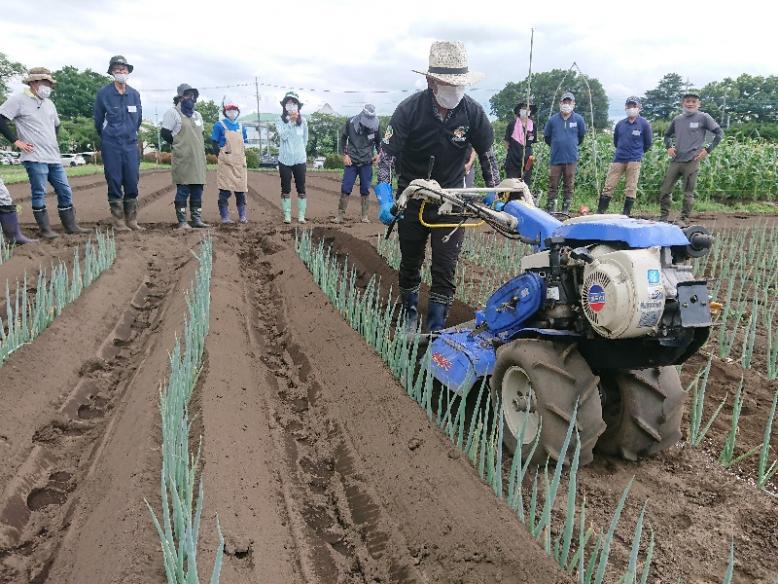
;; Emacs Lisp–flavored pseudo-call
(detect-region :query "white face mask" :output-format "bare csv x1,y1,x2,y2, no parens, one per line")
433,84,466,109
683,106,698,115
625,107,639,118
113,73,129,84
519,109,528,119
560,103,573,114
36,85,52,99
285,103,299,114
226,110,239,120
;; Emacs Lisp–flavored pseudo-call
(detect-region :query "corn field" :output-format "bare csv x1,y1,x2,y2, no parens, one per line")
486,136,778,204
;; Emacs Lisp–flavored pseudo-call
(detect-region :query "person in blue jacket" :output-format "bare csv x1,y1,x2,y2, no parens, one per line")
597,96,653,216
211,99,249,224
94,55,143,231
543,91,586,214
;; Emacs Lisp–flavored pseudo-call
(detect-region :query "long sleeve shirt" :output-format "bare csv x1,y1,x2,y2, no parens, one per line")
543,112,586,165
612,116,652,162
94,83,142,146
340,117,381,165
276,116,308,166
663,111,724,162
211,118,248,148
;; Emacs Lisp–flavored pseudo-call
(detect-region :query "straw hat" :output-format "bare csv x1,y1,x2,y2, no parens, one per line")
412,41,485,86
22,67,57,86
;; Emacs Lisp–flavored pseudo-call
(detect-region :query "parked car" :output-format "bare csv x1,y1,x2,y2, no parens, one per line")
259,155,278,169
78,151,97,164
61,153,86,167
312,156,326,170
2,152,22,165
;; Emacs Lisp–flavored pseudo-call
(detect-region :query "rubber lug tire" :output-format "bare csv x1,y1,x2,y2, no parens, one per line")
490,339,606,467
595,366,686,461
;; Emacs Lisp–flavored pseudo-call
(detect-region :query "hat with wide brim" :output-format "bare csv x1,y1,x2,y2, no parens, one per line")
22,67,57,86
412,41,485,86
358,104,379,131
280,91,303,108
177,83,199,99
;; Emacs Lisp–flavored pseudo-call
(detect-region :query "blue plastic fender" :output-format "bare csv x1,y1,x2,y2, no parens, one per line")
428,327,498,393
554,216,690,248
503,201,561,249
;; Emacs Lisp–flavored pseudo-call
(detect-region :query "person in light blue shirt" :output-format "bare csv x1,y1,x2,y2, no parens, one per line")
543,91,586,213
276,92,309,224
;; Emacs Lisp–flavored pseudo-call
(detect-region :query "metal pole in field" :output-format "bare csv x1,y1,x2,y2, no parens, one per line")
155,107,161,167
255,76,263,156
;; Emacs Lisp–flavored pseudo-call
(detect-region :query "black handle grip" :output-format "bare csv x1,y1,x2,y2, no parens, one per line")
426,156,435,179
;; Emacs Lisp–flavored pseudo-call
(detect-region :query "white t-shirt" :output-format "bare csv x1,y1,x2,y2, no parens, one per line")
0,90,61,164
161,107,203,137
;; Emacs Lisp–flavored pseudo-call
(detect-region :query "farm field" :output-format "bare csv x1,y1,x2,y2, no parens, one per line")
0,169,776,583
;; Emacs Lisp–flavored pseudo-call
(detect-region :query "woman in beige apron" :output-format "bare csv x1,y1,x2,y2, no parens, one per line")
212,100,248,224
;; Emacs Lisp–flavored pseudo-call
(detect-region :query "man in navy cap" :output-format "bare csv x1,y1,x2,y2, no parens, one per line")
597,96,652,216
94,55,143,231
543,91,586,214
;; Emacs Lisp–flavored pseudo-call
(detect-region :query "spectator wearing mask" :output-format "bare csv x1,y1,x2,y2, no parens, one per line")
334,104,381,223
94,55,143,231
504,101,537,190
543,91,586,214
597,96,653,216
211,99,249,224
0,67,88,238
161,83,209,229
276,92,308,224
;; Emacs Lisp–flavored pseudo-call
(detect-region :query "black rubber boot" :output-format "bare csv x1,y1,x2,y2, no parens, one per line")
58,206,89,234
175,207,192,230
33,207,59,239
190,205,209,228
123,198,144,231
561,198,572,214
597,196,611,214
109,200,131,232
0,208,37,244
622,198,635,217
545,198,556,213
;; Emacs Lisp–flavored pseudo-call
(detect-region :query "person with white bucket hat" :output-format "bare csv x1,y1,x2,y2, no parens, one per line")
375,40,499,336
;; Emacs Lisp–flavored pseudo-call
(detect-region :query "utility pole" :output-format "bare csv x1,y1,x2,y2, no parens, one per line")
255,76,263,156
721,94,727,126
155,107,161,167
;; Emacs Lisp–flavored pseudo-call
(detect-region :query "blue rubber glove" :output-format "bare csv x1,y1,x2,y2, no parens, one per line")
494,201,505,212
375,182,396,226
483,191,498,207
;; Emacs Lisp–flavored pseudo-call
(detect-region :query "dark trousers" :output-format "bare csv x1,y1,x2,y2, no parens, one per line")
505,163,533,191
659,160,700,218
547,162,577,204
218,189,246,207
102,142,140,201
174,184,204,208
398,201,464,305
279,163,306,198
341,164,372,196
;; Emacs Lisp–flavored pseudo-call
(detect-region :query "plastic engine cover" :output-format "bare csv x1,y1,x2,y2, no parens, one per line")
429,328,497,393
581,247,665,339
483,272,544,336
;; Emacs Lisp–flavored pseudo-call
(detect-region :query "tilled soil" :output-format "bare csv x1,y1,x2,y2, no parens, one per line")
1,170,570,583
0,168,775,583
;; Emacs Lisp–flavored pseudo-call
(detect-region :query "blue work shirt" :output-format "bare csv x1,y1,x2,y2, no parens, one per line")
94,83,142,146
543,112,586,165
612,116,652,162
211,118,248,148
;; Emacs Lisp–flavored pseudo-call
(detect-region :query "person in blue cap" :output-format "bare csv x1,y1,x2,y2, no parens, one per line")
94,55,144,231
597,96,653,216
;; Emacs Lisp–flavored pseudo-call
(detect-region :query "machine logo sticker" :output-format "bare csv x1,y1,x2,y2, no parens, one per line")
587,284,606,312
431,352,453,372
647,269,661,284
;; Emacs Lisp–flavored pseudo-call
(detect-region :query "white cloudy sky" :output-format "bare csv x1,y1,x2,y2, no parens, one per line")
2,0,776,122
